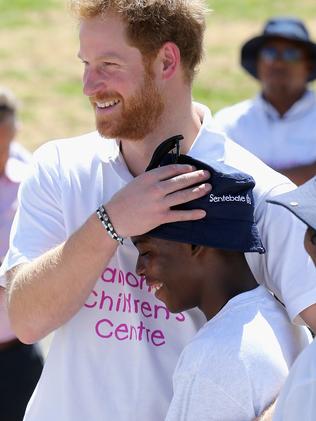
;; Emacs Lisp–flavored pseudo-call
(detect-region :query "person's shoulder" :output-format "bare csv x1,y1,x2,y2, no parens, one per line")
224,136,292,200
33,131,117,167
214,98,255,126
180,301,261,377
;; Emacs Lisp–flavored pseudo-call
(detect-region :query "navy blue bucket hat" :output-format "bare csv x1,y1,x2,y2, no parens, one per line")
241,17,316,81
145,135,265,254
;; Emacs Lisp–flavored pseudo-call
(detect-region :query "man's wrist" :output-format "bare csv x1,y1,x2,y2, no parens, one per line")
96,205,124,245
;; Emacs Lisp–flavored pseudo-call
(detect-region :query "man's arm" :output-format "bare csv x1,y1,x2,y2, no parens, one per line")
6,164,210,344
6,214,118,344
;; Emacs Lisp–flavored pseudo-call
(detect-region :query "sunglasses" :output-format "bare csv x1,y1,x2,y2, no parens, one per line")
259,46,304,63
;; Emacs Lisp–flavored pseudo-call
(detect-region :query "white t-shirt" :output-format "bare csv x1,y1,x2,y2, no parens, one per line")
0,104,315,421
166,286,311,421
213,90,316,170
273,338,316,421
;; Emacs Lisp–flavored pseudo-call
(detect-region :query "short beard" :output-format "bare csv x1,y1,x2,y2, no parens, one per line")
94,68,164,141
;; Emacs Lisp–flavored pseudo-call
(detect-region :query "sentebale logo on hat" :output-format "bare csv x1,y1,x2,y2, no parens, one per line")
209,193,252,205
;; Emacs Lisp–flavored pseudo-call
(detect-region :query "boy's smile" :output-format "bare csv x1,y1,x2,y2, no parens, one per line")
132,235,202,314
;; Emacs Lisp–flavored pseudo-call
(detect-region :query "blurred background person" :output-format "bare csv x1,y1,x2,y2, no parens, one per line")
214,17,316,186
266,176,316,420
0,86,43,421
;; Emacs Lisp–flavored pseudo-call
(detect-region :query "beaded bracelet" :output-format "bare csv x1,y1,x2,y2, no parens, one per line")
96,205,124,245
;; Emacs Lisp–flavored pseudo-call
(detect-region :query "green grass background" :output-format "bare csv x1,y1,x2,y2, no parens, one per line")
0,0,316,151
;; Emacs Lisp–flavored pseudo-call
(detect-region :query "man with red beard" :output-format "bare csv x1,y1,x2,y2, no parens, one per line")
0,2,316,421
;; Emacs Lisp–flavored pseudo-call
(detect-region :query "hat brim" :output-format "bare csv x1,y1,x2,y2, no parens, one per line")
148,218,265,254
266,177,316,230
241,34,316,81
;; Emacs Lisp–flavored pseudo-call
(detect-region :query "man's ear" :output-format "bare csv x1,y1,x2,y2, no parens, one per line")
157,42,180,80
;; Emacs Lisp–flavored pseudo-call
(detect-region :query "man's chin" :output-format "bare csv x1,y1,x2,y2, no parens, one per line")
95,120,116,139
96,121,149,141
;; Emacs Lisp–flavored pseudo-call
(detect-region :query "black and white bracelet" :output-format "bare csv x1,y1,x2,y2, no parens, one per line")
96,205,124,245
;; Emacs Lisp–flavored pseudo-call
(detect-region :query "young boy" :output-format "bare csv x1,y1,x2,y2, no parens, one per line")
132,137,311,421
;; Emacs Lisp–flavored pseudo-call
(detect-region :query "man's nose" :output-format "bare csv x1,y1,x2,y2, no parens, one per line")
83,68,105,97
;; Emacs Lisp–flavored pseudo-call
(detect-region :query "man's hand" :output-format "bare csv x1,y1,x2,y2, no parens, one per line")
106,164,211,237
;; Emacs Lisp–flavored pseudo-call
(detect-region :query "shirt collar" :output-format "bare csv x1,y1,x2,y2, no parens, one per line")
188,102,225,162
95,131,121,163
255,89,316,120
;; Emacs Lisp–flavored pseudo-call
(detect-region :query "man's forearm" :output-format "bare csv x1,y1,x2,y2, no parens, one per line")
6,213,118,344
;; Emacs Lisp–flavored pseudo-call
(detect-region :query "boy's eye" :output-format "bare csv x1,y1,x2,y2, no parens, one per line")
139,251,149,257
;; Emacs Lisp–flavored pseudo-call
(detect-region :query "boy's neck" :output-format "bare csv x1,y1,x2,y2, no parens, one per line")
200,253,258,321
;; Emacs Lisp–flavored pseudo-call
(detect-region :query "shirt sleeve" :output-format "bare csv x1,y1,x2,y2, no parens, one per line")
0,142,66,277
273,380,316,421
273,341,316,421
245,183,316,324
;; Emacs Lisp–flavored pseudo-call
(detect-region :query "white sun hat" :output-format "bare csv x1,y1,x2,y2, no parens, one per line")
266,176,316,231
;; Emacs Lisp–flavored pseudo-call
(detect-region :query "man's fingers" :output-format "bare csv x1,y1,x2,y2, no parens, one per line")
165,183,212,208
165,208,206,223
160,169,211,195
148,164,197,182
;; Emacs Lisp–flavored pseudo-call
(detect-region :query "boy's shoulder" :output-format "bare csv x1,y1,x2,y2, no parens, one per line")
179,287,304,375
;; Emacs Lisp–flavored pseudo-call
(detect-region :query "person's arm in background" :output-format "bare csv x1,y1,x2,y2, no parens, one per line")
245,182,316,333
5,162,210,344
278,162,316,186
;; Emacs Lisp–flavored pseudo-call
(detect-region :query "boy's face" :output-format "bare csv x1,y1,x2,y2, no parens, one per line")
132,235,202,313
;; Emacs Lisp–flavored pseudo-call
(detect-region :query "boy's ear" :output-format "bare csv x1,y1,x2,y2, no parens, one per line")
191,244,205,257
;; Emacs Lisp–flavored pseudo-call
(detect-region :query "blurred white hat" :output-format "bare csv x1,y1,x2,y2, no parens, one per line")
267,176,316,230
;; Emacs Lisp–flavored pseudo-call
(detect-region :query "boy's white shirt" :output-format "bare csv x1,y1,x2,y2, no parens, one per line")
165,286,311,421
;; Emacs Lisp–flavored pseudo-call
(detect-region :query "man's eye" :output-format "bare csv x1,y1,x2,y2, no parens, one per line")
103,62,117,67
